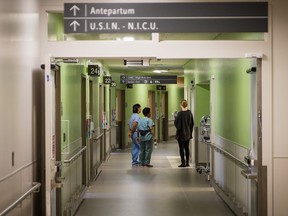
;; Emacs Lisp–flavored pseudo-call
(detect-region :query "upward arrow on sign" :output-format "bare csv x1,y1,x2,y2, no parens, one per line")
70,5,80,16
70,21,80,31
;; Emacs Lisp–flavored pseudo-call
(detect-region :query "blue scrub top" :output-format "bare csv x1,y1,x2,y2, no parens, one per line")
138,117,154,141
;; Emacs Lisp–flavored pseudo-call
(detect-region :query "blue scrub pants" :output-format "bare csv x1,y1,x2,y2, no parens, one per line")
131,132,140,165
139,139,153,165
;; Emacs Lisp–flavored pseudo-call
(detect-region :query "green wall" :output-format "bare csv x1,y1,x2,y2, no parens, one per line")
167,84,184,119
195,84,210,127
185,59,252,148
125,84,155,118
214,60,251,148
61,64,84,148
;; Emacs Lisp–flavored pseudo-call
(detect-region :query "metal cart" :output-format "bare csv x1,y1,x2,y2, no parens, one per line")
196,115,211,178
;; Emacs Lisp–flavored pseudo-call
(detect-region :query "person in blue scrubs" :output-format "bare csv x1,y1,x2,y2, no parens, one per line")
137,107,156,167
128,104,142,166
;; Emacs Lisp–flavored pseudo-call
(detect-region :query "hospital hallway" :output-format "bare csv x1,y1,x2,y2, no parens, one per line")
75,140,235,216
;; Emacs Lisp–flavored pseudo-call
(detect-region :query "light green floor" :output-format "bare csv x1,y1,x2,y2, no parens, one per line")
75,140,235,216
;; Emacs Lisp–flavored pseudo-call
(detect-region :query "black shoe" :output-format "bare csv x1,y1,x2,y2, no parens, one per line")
186,164,190,167
145,164,153,167
178,164,186,167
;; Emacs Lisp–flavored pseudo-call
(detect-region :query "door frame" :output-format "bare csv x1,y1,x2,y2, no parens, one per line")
81,76,87,186
162,91,169,141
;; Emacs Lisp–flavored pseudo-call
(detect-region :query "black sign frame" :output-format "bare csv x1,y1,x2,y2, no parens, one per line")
110,81,116,87
88,65,100,76
64,2,268,33
120,75,177,84
103,76,112,84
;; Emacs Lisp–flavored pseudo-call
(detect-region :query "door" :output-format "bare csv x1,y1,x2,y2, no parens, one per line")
90,81,102,180
195,82,210,167
88,80,93,183
242,58,266,216
116,90,125,149
45,61,57,216
81,76,87,186
190,81,196,167
99,84,105,161
161,91,169,141
148,91,156,138
148,91,155,121
103,85,111,160
53,63,87,215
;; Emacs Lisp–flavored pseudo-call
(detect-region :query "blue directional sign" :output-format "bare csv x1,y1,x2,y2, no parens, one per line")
64,2,268,33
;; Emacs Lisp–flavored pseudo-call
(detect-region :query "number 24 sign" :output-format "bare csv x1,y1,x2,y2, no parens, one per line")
88,65,100,76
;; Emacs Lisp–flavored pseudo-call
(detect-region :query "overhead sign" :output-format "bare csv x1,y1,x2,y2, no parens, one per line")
120,75,177,84
64,2,268,34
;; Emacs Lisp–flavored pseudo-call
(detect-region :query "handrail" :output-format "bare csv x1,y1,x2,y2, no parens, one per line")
93,133,103,141
63,146,87,164
0,160,37,183
0,182,41,216
209,143,248,168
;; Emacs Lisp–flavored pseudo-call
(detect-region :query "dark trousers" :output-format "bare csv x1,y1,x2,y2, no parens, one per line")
177,139,190,164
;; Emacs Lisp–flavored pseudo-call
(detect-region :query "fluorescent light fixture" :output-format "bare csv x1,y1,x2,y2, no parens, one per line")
116,37,135,41
153,69,168,73
124,59,149,67
123,36,135,41
63,58,79,63
153,70,161,73
124,60,143,66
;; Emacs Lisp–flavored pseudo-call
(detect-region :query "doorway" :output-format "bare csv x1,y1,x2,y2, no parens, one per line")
161,91,169,141
54,64,87,216
116,89,126,149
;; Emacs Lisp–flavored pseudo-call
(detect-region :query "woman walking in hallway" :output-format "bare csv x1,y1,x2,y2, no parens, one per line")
174,99,194,167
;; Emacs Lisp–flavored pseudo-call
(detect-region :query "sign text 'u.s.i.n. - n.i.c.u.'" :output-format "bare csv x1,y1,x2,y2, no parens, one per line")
64,2,268,34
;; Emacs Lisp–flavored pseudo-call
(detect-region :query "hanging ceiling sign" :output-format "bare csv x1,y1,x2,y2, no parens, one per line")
120,75,177,84
64,2,268,34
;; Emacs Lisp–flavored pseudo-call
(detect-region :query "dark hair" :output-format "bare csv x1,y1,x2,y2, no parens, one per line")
142,107,151,116
132,104,141,113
